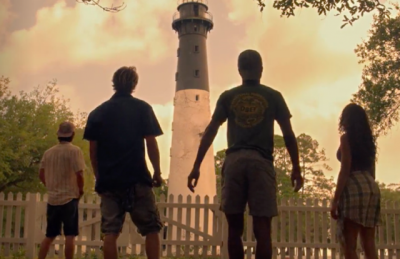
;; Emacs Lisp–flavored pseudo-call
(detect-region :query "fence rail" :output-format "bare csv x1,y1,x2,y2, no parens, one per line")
0,193,399,259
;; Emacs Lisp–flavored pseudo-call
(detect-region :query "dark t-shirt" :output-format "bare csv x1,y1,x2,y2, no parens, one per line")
212,82,292,161
83,92,163,193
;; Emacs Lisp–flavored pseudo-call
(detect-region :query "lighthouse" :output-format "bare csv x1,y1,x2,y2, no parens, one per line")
168,0,216,205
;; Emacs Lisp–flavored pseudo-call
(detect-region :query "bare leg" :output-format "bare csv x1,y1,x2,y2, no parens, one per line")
64,236,75,259
103,234,119,259
360,227,378,259
226,213,245,259
38,237,56,259
253,216,273,259
343,219,361,259
145,232,160,259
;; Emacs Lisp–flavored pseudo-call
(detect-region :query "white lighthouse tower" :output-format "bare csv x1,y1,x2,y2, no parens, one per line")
168,0,216,206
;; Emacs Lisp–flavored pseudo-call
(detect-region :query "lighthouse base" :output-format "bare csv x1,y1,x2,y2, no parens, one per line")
167,89,217,247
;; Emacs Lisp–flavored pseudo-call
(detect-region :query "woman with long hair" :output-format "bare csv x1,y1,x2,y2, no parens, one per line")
330,103,381,259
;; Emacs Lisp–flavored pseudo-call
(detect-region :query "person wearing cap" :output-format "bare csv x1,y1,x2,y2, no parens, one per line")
187,50,304,259
83,66,164,259
37,121,86,259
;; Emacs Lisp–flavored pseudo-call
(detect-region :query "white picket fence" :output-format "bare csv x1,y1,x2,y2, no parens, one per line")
0,193,399,259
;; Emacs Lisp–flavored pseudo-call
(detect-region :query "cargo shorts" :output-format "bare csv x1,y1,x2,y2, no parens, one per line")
99,183,163,236
220,149,278,218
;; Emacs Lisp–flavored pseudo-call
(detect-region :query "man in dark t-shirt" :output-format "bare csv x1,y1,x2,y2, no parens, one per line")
188,50,304,259
83,66,163,259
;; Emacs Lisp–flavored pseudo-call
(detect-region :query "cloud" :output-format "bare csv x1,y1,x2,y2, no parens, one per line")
0,0,14,47
0,0,175,80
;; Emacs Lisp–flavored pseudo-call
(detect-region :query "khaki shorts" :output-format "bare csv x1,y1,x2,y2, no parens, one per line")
100,183,163,236
220,149,278,217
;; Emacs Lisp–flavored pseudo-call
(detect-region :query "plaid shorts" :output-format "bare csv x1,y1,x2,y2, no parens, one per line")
337,171,381,249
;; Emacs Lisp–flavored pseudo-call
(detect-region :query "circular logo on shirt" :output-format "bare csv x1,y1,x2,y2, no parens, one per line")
230,93,268,128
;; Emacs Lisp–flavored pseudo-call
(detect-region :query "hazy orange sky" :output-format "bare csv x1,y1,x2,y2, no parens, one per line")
0,0,399,185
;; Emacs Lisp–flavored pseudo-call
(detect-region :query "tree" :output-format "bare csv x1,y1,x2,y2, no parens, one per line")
352,5,400,137
214,133,335,200
256,0,390,28
154,179,169,201
76,0,390,28
0,77,95,194
296,134,335,199
273,134,335,200
214,149,226,201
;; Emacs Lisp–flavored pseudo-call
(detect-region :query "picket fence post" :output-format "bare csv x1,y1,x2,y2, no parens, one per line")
26,193,39,259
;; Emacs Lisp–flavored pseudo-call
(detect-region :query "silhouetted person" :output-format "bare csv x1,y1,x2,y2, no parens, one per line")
84,66,164,259
187,50,303,259
331,103,380,259
38,122,85,259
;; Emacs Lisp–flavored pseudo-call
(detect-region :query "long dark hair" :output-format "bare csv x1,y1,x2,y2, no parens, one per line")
339,103,376,169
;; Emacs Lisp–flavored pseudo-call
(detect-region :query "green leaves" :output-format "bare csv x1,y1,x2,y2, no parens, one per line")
352,5,400,137
0,77,94,194
256,0,391,28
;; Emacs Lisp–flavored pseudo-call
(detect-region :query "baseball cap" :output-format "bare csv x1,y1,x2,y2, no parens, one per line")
57,121,75,138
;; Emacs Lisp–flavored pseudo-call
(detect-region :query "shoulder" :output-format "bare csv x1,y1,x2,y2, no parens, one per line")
340,134,351,149
260,84,283,96
88,102,108,118
129,98,158,120
70,144,83,152
43,146,55,156
340,133,349,143
219,87,241,100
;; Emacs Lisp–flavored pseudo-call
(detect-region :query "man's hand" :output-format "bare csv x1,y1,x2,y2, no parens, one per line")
291,167,303,192
152,172,163,187
187,167,200,193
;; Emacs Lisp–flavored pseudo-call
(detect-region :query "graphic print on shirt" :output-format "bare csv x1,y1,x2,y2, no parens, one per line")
230,93,268,128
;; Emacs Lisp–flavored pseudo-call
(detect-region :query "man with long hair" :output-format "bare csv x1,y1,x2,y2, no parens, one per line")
331,103,380,259
38,121,85,259
187,50,304,259
84,66,164,259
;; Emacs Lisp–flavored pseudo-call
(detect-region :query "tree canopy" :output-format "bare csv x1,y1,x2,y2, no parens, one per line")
352,5,400,137
76,0,390,28
0,77,95,194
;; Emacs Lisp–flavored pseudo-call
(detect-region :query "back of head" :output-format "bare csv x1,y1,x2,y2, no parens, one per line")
57,121,75,142
238,49,263,80
339,103,376,168
112,66,139,94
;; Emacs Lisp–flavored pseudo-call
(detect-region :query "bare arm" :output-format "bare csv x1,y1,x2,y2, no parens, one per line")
89,141,98,179
277,118,300,170
193,120,221,170
76,170,84,194
333,134,352,204
145,136,161,174
39,169,46,186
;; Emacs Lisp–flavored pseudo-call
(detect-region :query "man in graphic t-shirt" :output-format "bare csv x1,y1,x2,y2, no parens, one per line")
187,50,304,259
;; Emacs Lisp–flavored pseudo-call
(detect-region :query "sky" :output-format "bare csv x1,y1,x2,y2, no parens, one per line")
0,0,399,185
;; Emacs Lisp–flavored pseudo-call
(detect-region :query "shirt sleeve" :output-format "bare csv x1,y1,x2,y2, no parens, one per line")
72,148,86,173
83,110,100,141
274,92,292,122
142,104,163,137
211,92,228,125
